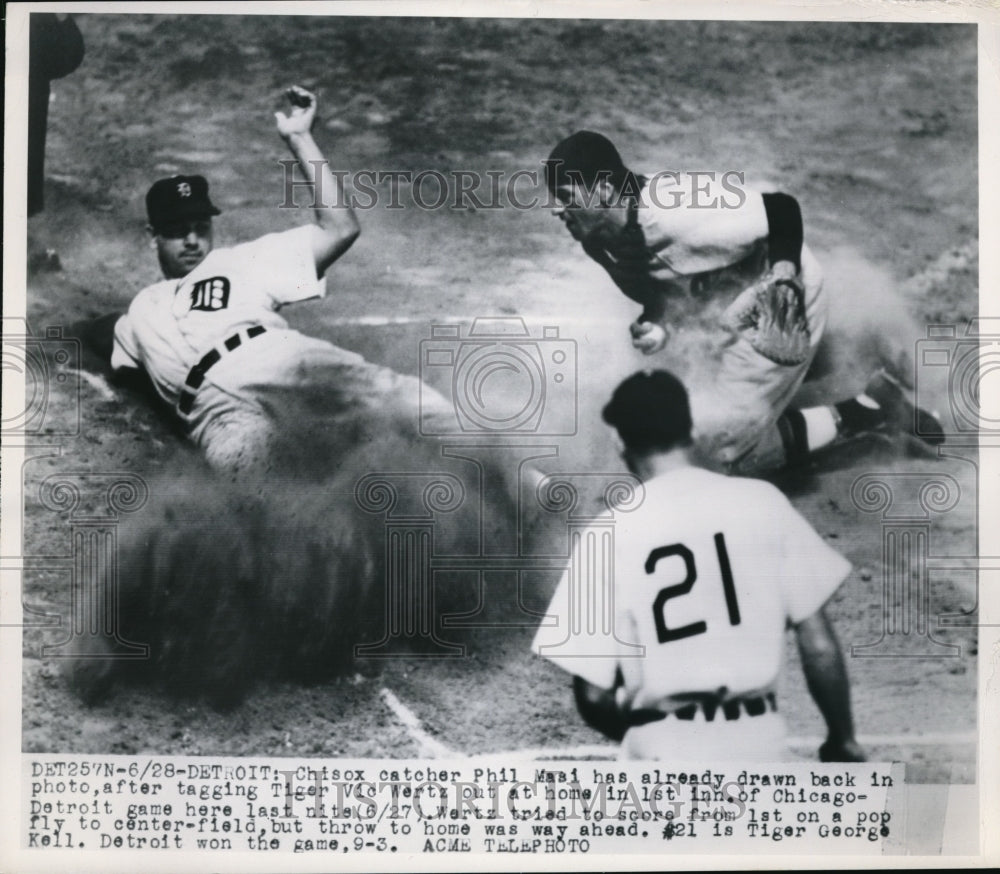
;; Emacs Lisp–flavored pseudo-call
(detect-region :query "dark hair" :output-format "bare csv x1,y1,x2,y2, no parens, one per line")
602,369,693,453
545,130,641,198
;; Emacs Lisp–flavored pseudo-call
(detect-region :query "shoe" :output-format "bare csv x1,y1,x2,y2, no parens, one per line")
864,368,945,447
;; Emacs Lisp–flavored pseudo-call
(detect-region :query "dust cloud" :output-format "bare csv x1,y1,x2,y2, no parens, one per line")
818,246,928,391
66,375,538,708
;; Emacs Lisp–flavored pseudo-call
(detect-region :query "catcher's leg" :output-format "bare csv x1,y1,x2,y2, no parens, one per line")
691,330,816,471
775,369,945,467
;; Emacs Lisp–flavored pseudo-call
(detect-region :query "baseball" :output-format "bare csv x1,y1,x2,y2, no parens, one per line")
630,320,669,354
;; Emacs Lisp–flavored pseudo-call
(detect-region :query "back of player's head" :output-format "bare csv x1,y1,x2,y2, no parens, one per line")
545,130,636,197
146,175,221,228
602,369,693,453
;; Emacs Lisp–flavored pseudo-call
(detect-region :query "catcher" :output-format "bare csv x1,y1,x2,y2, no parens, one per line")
545,131,944,473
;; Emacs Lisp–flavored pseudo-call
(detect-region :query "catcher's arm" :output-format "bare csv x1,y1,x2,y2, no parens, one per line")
761,192,804,272
722,189,805,341
795,608,866,762
275,85,360,278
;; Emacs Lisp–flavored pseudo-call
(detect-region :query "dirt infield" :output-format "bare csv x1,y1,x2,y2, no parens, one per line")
18,17,978,782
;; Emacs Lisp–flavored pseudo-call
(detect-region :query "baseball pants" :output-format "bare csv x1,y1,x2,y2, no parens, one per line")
182,331,457,474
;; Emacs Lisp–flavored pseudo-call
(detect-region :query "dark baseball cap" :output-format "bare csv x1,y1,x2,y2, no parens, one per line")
545,130,629,195
146,175,221,226
602,369,693,452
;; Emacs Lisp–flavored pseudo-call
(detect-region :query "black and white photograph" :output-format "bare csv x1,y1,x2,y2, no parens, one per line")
2,0,996,869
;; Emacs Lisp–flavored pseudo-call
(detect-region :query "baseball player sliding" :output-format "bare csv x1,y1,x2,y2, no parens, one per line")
102,86,455,473
533,369,865,762
545,131,944,474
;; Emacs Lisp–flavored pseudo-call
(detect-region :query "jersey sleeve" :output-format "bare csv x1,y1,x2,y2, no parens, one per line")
110,313,141,371
639,175,769,276
232,225,327,308
772,493,853,624
530,529,621,691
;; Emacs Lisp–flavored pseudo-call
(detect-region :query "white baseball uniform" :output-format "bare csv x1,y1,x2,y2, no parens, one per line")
112,225,447,471
582,173,827,471
533,464,851,760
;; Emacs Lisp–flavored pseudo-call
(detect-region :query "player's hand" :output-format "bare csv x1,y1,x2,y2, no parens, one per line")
275,86,317,139
630,320,668,355
819,736,867,762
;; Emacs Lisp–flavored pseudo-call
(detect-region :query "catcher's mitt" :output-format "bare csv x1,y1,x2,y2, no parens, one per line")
722,269,811,366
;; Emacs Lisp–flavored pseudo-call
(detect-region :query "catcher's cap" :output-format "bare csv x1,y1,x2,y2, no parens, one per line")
146,175,221,227
545,130,629,195
602,369,693,452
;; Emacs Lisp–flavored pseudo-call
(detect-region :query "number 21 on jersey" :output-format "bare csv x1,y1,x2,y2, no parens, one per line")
646,533,741,644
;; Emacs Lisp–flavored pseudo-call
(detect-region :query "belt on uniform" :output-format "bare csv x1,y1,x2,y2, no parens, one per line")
627,693,777,727
177,326,267,415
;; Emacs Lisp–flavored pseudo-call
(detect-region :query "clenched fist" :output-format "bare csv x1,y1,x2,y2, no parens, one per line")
275,85,317,139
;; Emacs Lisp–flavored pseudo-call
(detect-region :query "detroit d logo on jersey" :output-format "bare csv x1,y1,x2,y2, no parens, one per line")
190,276,230,312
